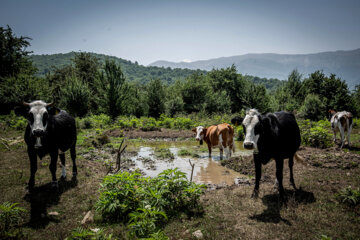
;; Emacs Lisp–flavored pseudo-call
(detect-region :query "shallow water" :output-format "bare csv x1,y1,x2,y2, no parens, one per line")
127,140,252,185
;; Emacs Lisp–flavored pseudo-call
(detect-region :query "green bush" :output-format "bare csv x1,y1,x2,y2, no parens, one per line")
0,202,26,232
96,169,205,238
236,126,244,141
140,117,158,131
298,119,333,148
352,118,360,129
173,117,194,130
337,186,360,206
0,111,27,130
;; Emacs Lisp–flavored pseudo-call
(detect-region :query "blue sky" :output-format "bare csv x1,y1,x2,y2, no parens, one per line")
1,0,360,65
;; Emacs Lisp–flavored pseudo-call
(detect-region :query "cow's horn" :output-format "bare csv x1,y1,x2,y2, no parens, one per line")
22,101,30,106
46,102,55,107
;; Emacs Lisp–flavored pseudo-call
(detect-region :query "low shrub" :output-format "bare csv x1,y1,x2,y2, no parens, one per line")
298,119,333,148
96,169,205,238
0,111,27,131
337,186,360,206
0,202,26,233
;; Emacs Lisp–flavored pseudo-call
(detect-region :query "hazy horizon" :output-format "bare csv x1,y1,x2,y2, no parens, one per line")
1,0,360,65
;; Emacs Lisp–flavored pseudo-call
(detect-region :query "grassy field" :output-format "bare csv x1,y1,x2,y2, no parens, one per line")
0,122,360,239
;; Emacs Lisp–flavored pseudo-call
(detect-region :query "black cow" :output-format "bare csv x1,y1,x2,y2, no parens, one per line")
15,100,77,190
232,109,301,199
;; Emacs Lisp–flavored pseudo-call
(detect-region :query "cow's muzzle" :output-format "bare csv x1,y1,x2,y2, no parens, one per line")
33,129,44,137
243,142,254,150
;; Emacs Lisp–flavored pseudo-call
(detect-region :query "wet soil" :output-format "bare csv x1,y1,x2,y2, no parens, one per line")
106,128,195,139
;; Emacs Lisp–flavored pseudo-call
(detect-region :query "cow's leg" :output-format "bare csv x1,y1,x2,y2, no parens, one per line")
347,123,352,148
208,145,212,158
27,148,37,190
59,152,66,180
275,159,285,198
49,150,59,188
339,125,345,148
289,156,296,190
219,148,223,160
332,130,336,143
252,154,261,198
70,144,77,177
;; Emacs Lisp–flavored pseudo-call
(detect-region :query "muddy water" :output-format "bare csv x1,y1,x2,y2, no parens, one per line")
127,140,252,185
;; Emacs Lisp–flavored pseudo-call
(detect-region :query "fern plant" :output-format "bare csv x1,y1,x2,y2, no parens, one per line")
0,202,26,232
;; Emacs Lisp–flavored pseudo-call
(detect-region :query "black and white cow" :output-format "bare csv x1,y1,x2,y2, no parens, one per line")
232,109,302,199
15,100,77,190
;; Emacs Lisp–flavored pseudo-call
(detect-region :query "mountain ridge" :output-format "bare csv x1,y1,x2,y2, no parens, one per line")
149,49,360,89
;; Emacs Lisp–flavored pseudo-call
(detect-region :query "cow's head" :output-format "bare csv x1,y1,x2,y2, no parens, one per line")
242,109,279,151
15,100,59,137
192,126,207,145
242,109,261,150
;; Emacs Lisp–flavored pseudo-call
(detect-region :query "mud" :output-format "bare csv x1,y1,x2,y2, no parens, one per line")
106,128,195,139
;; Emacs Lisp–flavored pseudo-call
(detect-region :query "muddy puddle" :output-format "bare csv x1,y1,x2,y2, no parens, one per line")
126,140,252,185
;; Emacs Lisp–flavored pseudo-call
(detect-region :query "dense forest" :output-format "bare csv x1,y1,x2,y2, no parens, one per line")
1,25,360,119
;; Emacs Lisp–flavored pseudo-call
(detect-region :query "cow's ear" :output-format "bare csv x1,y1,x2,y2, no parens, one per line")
14,106,29,117
192,128,196,132
47,106,60,115
231,117,243,126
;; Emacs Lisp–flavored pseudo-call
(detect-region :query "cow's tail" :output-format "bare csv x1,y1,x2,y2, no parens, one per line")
294,152,306,165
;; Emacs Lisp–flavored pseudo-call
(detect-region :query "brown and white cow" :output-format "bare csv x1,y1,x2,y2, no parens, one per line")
192,123,235,159
329,109,353,148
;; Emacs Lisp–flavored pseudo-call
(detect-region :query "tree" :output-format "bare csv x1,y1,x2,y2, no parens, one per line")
61,76,91,117
299,94,326,121
0,25,39,114
0,25,36,78
147,78,165,118
99,59,127,119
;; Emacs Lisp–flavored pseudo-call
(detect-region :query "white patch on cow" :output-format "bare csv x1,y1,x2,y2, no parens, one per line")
35,137,42,148
61,164,66,178
195,126,204,141
331,111,352,148
243,109,260,150
28,101,49,134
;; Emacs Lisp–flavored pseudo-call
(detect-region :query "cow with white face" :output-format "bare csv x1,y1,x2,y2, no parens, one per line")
15,100,77,191
232,109,302,199
192,123,235,159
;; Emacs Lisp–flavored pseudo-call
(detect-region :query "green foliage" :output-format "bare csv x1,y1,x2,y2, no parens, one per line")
298,119,333,148
337,186,360,206
147,79,165,118
99,59,127,119
66,227,113,240
154,148,174,160
78,114,112,129
236,126,244,141
299,94,326,121
96,169,205,238
0,111,27,130
61,76,91,117
0,202,26,232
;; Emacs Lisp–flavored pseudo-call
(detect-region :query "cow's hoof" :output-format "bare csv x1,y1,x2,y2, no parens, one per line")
72,172,77,177
251,190,259,198
60,175,66,181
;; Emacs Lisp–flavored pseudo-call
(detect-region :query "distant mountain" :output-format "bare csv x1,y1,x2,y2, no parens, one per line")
149,49,360,89
30,52,205,85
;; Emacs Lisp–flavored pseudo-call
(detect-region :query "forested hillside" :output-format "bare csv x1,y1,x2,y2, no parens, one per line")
31,52,205,85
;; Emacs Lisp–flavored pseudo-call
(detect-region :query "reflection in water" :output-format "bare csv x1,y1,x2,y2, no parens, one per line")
128,140,251,185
